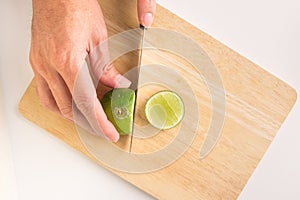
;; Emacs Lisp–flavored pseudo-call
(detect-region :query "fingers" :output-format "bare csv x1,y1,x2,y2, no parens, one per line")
32,48,122,143
72,104,97,135
43,69,73,120
36,60,120,142
72,61,120,142
137,0,156,27
33,59,119,141
34,72,60,114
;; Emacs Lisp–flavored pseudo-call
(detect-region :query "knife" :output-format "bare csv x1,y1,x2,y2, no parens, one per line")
129,25,146,153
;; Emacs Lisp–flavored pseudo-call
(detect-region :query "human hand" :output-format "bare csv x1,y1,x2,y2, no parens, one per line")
30,0,131,142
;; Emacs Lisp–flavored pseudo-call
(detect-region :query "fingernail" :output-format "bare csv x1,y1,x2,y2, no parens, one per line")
143,13,153,27
116,74,132,88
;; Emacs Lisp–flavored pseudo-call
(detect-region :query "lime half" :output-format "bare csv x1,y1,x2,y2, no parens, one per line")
100,88,135,135
145,90,185,130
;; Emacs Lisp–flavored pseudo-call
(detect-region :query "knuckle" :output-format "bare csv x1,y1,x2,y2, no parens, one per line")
36,66,48,78
96,27,108,41
29,52,36,67
91,27,108,50
48,51,68,71
44,40,70,71
49,50,82,79
76,96,93,115
39,96,56,110
29,53,50,78
60,105,73,119
100,28,108,40
29,50,43,71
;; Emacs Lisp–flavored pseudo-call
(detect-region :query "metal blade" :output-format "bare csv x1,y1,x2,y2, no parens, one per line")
129,25,146,153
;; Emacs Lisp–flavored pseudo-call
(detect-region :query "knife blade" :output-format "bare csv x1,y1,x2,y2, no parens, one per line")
129,25,146,153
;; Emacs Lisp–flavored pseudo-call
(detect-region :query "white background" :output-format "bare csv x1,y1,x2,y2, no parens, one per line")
1,0,299,199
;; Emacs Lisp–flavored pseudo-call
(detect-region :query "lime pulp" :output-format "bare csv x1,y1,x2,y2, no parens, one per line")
145,90,185,130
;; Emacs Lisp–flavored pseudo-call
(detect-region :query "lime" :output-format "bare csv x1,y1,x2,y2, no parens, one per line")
145,90,184,129
100,88,135,135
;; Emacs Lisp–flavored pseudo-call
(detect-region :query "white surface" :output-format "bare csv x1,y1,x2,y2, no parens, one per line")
0,84,18,200
0,0,299,199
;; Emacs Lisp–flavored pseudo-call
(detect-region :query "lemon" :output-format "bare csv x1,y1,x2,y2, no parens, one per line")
145,90,185,129
100,88,135,135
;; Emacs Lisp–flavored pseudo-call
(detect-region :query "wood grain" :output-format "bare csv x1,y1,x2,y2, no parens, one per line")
19,0,297,199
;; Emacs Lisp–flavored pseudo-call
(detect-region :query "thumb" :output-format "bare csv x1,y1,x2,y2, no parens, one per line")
137,0,156,27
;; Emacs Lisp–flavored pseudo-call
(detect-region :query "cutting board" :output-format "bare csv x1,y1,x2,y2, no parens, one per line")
19,0,297,199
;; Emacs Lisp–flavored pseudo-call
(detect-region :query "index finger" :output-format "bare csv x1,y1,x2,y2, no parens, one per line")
137,0,156,27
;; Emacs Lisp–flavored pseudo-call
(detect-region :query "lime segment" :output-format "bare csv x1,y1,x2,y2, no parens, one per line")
100,88,135,135
145,90,185,129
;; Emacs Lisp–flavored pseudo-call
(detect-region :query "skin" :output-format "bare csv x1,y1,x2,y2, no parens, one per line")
30,0,156,142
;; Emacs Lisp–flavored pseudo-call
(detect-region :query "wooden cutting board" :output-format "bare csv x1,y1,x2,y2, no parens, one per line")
19,0,297,199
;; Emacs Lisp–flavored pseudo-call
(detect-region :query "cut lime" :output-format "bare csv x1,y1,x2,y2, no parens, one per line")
145,90,184,130
100,88,135,135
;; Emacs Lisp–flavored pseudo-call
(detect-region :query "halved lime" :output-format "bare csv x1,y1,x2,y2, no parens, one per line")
100,88,135,135
145,90,185,130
